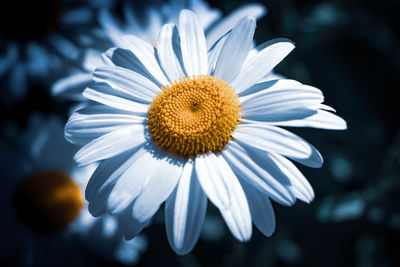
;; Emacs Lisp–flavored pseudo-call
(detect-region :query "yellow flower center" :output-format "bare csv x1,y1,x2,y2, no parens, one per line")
13,170,84,234
147,75,241,158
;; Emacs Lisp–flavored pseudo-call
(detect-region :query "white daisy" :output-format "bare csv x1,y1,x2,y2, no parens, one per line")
0,113,147,265
52,0,266,101
65,10,347,255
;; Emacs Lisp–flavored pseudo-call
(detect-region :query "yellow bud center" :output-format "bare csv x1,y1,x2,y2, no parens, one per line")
147,75,241,158
13,170,84,234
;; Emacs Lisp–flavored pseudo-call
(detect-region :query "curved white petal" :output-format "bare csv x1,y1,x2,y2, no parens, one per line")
310,103,336,112
52,72,92,99
106,147,154,214
66,106,145,145
239,79,324,121
86,148,141,216
105,146,183,220
131,151,183,222
240,180,275,237
179,10,208,75
194,153,230,209
98,9,125,47
119,35,169,85
214,16,256,83
233,124,318,163
191,0,221,30
215,154,252,241
230,142,313,203
231,39,295,93
103,48,148,75
195,153,252,241
207,33,228,75
206,4,267,48
93,66,160,102
157,24,185,82
222,142,295,206
83,85,148,115
74,125,146,166
268,153,315,202
270,109,347,130
165,160,207,255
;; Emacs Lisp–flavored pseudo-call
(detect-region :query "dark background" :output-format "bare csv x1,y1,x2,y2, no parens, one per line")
1,0,400,266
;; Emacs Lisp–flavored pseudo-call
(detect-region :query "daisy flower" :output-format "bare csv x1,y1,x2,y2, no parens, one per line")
52,0,266,101
0,113,147,265
0,0,113,106
65,10,347,255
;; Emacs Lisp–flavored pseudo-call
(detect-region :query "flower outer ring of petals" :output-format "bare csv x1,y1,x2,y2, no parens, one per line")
147,75,241,158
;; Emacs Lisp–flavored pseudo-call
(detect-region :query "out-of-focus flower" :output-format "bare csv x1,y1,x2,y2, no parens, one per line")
0,0,114,106
65,10,347,255
52,0,267,101
0,113,147,265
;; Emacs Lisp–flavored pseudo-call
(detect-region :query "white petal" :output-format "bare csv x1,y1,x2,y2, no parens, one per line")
239,79,324,121
268,153,314,202
231,142,312,203
214,154,252,241
235,124,323,168
192,0,221,30
82,48,103,72
194,154,230,210
207,33,228,75
119,35,169,85
107,147,153,213
157,24,185,82
51,72,92,100
98,9,125,47
103,48,146,73
240,180,275,237
222,142,295,206
74,125,146,166
103,47,167,88
195,153,252,241
234,124,311,160
93,66,159,103
131,151,183,222
231,39,295,93
240,110,317,125
213,16,256,83
206,4,267,48
165,160,207,255
65,105,145,145
313,103,336,112
85,148,139,202
86,147,143,216
270,109,347,130
83,85,148,115
262,71,286,82
179,10,208,75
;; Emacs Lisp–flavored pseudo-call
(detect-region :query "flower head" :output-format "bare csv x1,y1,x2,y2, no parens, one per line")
0,113,147,265
66,9,346,255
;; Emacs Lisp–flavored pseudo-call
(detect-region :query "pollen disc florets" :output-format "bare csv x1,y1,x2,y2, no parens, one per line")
147,75,241,158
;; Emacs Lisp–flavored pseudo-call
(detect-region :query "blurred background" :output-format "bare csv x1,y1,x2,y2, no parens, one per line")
1,0,399,266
